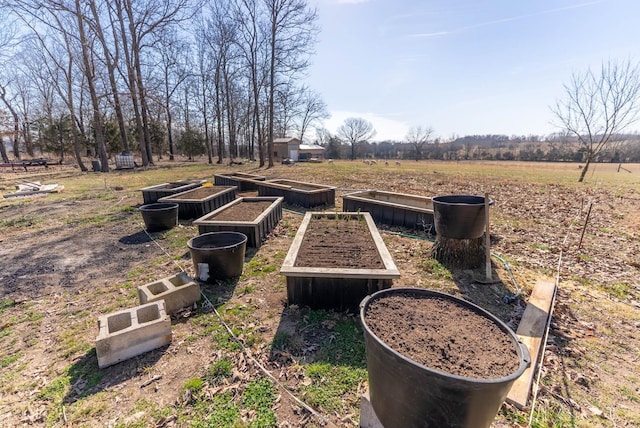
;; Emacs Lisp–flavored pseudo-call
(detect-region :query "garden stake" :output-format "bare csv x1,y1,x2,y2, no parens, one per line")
484,192,492,282
578,202,593,250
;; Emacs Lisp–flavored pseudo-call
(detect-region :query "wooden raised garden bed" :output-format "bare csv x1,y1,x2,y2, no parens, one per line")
342,189,434,233
158,185,237,219
257,179,335,208
213,172,266,191
280,212,400,310
140,180,205,204
192,197,283,248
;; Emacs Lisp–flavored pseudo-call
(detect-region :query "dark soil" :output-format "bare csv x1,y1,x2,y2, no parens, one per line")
212,201,274,221
364,292,521,379
169,186,232,199
294,216,384,268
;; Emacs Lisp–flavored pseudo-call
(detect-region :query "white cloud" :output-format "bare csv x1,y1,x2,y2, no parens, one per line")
408,0,607,38
321,110,410,142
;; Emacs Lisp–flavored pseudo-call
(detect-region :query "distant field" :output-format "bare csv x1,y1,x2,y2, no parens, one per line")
327,160,640,185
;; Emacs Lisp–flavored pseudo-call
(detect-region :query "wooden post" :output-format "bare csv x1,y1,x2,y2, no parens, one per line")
484,192,492,282
578,202,593,250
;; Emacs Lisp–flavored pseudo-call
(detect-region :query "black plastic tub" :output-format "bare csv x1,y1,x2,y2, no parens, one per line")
139,203,179,232
432,194,493,239
360,288,530,428
187,232,247,282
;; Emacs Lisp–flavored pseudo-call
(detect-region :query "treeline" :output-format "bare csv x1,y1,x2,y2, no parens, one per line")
0,0,326,170
319,134,640,163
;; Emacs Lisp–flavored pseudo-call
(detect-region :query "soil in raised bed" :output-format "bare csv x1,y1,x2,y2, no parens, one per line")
293,216,384,269
170,186,231,199
211,201,274,221
364,293,520,379
270,181,324,191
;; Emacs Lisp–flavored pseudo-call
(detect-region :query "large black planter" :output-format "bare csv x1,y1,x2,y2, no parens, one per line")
139,203,179,232
187,232,247,282
360,288,530,428
432,195,493,239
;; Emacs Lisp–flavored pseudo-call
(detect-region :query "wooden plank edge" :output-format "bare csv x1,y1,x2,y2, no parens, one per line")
506,279,557,410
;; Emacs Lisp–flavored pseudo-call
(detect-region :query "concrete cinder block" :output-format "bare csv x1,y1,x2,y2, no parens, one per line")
137,272,201,314
95,301,172,368
360,392,384,428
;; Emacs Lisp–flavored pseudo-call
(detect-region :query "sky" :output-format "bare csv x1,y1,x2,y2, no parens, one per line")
306,0,640,142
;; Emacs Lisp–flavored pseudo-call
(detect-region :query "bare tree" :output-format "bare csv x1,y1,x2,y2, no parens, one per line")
87,0,129,153
70,0,109,171
0,109,10,163
552,59,640,182
273,82,300,138
296,86,328,143
0,9,16,162
405,125,434,161
264,0,318,167
314,126,330,146
233,0,267,166
193,20,215,164
0,83,21,159
20,13,89,170
337,117,376,160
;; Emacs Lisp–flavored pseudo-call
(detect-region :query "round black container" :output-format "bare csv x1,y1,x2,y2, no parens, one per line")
360,288,530,428
432,194,493,239
139,202,179,232
187,232,247,282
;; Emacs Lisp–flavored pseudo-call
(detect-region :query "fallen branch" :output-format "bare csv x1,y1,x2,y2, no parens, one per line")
140,375,162,388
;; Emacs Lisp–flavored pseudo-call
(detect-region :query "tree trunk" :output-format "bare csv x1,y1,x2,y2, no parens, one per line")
0,139,9,163
202,84,213,164
252,75,264,167
74,0,109,172
214,66,224,164
166,106,175,161
131,33,153,163
0,87,21,159
578,156,591,182
65,51,88,171
89,0,129,152
223,67,237,161
23,123,34,157
115,0,149,166
267,13,276,168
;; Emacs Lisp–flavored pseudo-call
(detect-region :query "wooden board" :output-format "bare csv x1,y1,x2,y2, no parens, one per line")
506,279,557,409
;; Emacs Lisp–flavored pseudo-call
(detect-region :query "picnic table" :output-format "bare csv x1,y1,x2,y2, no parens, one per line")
0,158,53,171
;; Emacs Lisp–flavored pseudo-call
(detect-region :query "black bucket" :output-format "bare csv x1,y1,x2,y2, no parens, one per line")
360,288,530,428
187,232,247,282
139,203,179,232
432,194,493,239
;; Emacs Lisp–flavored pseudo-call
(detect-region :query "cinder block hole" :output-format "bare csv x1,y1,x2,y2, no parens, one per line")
169,274,190,287
148,282,169,295
137,304,161,324
108,312,132,333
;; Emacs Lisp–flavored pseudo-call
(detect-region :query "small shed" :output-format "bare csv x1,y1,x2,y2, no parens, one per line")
272,137,301,161
298,144,325,161
272,137,325,162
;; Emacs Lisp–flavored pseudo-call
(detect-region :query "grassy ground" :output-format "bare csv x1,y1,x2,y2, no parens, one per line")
0,159,638,427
